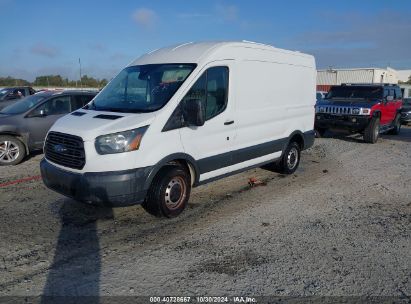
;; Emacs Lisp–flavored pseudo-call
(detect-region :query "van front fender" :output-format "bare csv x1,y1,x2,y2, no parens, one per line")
144,153,200,190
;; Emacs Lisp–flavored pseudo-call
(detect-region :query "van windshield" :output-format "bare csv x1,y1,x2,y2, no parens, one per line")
88,64,196,113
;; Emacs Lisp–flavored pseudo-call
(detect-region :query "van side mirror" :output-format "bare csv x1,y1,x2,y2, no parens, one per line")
182,99,205,127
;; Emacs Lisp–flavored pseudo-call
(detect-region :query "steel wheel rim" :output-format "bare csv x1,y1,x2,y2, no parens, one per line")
0,140,20,163
287,147,298,170
165,176,186,210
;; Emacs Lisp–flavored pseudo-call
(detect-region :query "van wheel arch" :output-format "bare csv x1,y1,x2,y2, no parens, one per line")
144,153,200,191
287,131,305,150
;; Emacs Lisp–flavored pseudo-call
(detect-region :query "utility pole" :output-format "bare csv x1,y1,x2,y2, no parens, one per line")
79,58,82,88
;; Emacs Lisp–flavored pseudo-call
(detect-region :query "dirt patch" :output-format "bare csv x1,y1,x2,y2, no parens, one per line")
0,127,410,297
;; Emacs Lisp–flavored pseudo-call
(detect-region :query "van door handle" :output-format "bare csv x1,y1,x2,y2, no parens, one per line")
224,120,234,125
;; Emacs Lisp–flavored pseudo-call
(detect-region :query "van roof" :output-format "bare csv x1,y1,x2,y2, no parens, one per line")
129,41,313,66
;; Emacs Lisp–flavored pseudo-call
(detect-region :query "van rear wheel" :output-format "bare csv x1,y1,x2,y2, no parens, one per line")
142,164,191,218
270,142,301,175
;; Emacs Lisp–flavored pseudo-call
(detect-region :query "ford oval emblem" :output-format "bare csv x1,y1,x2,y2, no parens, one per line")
54,144,67,153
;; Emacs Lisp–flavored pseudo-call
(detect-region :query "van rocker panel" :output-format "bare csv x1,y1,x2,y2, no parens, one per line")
40,159,152,207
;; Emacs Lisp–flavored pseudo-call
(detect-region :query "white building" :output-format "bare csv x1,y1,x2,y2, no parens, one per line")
396,70,411,83
317,67,398,87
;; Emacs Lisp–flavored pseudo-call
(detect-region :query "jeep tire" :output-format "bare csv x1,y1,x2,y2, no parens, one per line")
363,117,380,144
315,127,327,138
388,114,401,135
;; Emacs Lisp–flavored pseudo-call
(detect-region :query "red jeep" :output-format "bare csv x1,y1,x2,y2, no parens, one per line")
315,84,403,143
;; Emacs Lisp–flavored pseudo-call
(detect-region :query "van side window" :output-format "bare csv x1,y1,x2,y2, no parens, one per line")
182,73,207,105
182,66,229,121
206,67,229,120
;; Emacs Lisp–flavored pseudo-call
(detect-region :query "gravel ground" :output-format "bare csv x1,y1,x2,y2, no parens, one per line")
0,127,410,299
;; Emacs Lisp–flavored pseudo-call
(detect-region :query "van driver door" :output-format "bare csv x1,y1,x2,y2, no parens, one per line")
179,62,236,182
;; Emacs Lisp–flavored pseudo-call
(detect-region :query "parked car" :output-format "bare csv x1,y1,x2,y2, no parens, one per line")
315,83,403,143
0,86,36,110
40,41,316,218
400,98,411,125
0,90,96,165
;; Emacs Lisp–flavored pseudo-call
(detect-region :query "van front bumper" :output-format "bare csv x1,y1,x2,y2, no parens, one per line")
40,159,152,207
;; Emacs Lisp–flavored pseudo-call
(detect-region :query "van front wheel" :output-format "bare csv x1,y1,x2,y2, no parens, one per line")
143,165,191,218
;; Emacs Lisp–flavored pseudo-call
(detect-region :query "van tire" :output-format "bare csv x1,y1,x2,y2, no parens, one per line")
272,142,301,175
142,165,191,218
363,117,380,143
0,135,26,166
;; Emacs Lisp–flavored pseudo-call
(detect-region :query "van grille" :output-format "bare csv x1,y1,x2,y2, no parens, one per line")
321,106,353,115
45,132,85,170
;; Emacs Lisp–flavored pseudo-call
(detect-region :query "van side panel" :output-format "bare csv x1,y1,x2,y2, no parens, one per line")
231,48,316,155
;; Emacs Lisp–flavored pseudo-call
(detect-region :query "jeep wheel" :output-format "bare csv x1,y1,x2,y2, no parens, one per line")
143,164,191,218
0,136,26,166
315,128,327,138
270,142,301,175
388,114,401,135
363,117,380,144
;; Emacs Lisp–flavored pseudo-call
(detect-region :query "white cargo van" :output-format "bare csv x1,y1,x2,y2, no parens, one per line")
40,41,316,217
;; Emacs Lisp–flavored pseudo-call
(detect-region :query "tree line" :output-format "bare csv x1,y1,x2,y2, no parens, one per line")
0,75,108,88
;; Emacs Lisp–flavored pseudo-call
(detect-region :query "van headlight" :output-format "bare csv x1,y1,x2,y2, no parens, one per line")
95,126,148,155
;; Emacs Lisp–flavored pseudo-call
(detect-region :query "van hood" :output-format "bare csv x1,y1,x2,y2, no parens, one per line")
51,110,157,141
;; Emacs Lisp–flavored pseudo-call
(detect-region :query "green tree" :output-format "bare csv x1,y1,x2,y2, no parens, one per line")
0,74,108,88
34,75,65,87
0,76,30,86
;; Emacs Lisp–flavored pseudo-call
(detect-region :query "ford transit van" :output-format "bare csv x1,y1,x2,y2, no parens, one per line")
40,41,316,217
